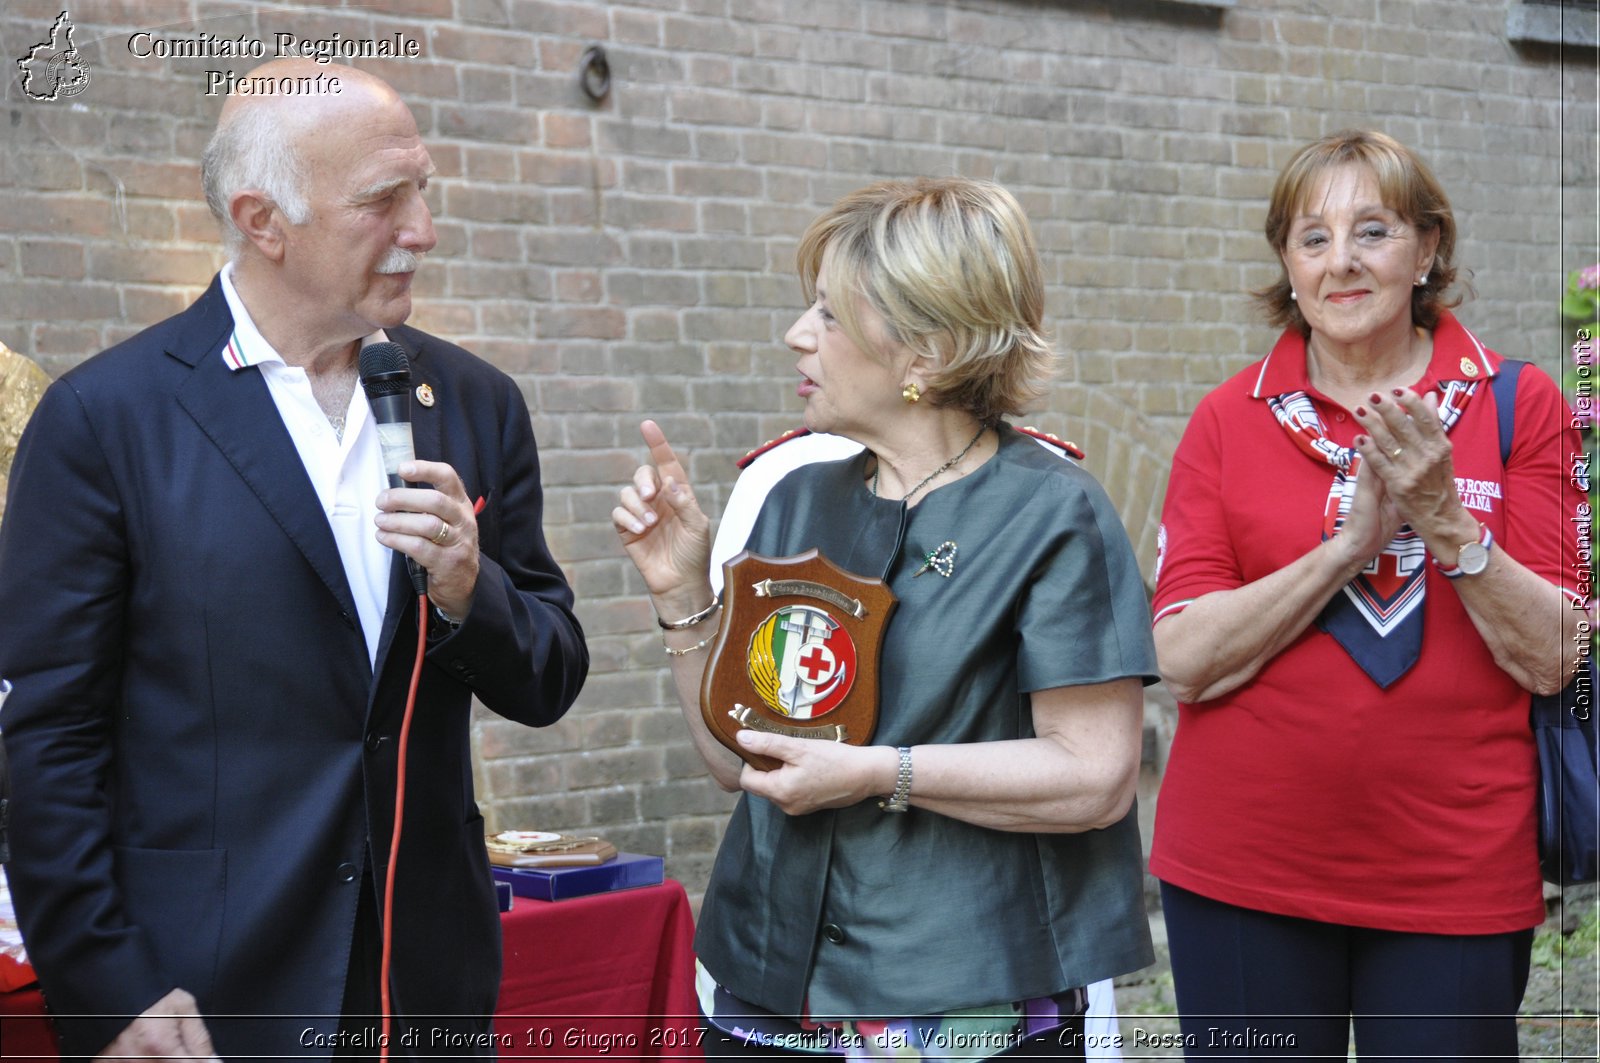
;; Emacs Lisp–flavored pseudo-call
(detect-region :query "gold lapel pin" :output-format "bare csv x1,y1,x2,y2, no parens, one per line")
1460,358,1479,378
416,383,436,407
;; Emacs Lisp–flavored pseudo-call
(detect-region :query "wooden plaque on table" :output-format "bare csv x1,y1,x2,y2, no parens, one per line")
701,549,897,771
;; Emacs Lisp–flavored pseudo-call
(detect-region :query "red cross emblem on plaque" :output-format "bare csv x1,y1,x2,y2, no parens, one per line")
796,645,837,684
744,604,858,720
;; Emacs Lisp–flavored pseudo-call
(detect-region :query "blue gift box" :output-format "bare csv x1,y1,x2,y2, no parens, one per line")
491,852,664,901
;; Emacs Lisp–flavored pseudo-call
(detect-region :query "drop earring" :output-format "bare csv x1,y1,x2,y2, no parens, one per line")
901,382,921,404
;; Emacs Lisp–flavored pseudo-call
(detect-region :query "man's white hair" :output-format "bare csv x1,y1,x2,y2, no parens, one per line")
200,104,312,259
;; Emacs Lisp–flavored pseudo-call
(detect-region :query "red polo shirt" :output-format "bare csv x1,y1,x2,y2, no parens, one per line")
1150,313,1587,933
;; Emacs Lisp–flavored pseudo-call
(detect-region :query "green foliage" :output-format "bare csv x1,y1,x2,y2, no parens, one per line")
1564,265,1600,329
1128,969,1178,1015
1561,264,1599,429
1531,901,1600,972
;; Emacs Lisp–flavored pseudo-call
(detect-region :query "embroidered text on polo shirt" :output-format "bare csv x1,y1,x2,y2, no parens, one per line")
1456,477,1503,514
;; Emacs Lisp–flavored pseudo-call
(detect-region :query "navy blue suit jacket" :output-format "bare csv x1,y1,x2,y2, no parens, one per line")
0,277,588,1058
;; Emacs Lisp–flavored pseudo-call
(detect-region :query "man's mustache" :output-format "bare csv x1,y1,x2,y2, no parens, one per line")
377,247,423,274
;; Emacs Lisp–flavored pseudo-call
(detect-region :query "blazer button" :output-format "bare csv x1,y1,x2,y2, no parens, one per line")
821,923,846,945
336,862,359,883
365,732,384,753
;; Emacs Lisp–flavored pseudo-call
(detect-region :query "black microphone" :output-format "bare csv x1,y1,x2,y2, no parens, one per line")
359,342,428,596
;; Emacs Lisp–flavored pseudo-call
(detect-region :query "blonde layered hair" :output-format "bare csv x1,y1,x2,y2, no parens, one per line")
1257,130,1460,333
796,178,1054,422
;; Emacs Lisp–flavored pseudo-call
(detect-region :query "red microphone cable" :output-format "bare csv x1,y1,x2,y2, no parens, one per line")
379,596,428,1060
376,496,481,1059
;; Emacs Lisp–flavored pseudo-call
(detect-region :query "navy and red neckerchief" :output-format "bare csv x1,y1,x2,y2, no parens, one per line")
1266,377,1478,688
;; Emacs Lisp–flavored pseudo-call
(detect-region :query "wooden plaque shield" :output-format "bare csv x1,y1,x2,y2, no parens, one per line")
701,549,898,771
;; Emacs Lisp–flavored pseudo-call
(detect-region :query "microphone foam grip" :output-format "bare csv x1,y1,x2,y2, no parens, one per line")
358,342,416,482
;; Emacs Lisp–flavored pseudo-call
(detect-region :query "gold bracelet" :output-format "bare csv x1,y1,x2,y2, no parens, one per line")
657,597,721,630
662,629,718,657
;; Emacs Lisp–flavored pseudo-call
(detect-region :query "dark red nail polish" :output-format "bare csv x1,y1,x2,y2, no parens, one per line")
1355,435,1369,447
1355,406,1367,417
1391,388,1404,397
1370,393,1383,404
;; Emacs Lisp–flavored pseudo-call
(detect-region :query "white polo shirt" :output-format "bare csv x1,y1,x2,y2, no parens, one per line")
218,264,392,667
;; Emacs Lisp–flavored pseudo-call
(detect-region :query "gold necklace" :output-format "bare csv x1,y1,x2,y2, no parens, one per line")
873,423,989,503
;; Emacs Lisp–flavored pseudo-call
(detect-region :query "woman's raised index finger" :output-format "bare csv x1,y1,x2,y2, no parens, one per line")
1391,387,1442,433
639,419,689,483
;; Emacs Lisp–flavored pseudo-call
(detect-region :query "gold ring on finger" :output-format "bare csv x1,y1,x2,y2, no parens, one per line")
431,518,451,546
1390,447,1403,460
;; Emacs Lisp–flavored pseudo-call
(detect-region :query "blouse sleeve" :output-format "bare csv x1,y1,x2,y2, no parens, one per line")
1014,470,1159,692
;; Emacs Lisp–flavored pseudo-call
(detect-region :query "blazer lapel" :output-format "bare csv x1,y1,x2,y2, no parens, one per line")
172,282,363,632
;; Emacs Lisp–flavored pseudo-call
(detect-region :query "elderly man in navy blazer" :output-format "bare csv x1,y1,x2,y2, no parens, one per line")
0,59,588,1060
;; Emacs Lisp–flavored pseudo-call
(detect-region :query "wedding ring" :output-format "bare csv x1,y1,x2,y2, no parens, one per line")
430,518,451,546
1390,447,1403,460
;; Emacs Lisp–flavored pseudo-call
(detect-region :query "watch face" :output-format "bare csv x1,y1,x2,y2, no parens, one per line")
1458,541,1489,576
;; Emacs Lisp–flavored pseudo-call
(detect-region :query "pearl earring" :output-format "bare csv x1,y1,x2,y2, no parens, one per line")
1290,290,1297,302
1416,273,1429,286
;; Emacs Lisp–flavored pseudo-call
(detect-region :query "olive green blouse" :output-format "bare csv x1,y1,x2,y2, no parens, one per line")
0,344,50,533
695,426,1158,1020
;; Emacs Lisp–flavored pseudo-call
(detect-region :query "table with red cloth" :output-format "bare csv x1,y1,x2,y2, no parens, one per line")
0,880,702,1060
493,879,702,1059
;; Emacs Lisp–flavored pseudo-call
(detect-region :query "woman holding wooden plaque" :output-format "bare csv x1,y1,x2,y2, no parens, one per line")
614,178,1157,1059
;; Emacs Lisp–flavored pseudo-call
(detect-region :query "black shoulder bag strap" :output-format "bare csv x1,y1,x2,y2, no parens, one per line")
1493,357,1600,885
1489,358,1527,465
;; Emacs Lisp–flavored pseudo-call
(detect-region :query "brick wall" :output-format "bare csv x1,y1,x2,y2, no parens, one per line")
1,0,1594,899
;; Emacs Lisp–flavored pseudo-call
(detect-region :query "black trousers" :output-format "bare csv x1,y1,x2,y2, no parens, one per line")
1161,882,1532,1061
